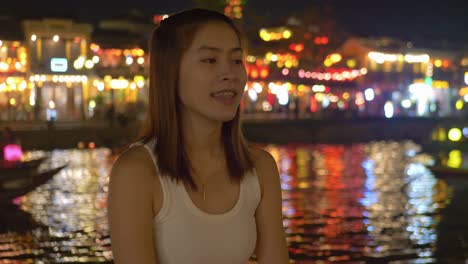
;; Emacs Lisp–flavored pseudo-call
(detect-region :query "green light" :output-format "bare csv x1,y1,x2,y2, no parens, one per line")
424,77,433,86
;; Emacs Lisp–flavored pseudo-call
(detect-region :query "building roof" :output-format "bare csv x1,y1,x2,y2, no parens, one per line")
0,17,24,40
91,28,148,50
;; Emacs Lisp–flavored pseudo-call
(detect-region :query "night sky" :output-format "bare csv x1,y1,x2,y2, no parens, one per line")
1,0,467,48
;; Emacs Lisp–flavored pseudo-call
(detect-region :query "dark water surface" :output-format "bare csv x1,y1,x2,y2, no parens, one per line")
1,142,467,263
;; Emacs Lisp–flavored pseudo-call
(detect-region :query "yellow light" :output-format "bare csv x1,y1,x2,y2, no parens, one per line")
110,79,129,89
74,57,85,70
368,52,385,63
134,75,145,81
312,85,325,92
89,100,96,109
15,61,22,70
355,97,365,105
315,93,324,102
434,59,442,67
53,35,60,42
283,30,292,39
246,56,256,63
31,34,37,42
259,29,271,41
330,53,342,63
404,54,430,63
19,81,27,91
0,61,9,71
85,60,94,69
324,59,333,67
343,92,350,100
438,127,446,142
137,57,145,65
329,95,339,103
448,128,462,142
346,59,357,68
455,100,464,110
49,100,56,109
460,87,468,97
126,57,133,65
447,150,462,168
9,98,16,106
270,54,278,62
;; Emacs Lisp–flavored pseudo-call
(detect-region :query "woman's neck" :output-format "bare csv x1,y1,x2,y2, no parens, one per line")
180,111,224,159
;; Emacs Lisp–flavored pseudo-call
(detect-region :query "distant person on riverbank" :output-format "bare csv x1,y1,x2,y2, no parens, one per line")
107,8,289,264
106,103,115,126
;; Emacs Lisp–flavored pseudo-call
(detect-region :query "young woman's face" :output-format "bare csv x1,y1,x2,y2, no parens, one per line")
178,22,247,123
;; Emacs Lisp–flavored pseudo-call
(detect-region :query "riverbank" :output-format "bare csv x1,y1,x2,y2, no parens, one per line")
3,117,466,151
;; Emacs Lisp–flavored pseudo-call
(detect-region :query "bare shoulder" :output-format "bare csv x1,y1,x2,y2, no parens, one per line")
108,145,158,198
249,145,279,192
111,145,155,180
249,145,276,164
107,144,160,263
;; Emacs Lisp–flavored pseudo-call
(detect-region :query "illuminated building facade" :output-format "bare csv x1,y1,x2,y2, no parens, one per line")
23,18,93,121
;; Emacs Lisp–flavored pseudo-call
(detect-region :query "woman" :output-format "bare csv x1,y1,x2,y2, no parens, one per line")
107,8,289,264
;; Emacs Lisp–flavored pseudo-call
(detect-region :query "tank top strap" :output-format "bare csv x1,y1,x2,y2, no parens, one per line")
243,167,261,214
130,138,174,222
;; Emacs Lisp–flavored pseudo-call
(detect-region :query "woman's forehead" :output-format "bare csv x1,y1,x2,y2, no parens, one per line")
188,23,241,51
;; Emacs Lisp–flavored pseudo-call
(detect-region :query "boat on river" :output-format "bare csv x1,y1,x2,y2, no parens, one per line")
0,156,67,205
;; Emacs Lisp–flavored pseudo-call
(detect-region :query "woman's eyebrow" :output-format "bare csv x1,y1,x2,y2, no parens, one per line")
196,46,243,53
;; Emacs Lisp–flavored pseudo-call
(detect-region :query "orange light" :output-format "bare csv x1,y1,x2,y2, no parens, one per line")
314,36,329,45
251,70,258,79
295,43,304,52
443,60,450,68
310,96,317,112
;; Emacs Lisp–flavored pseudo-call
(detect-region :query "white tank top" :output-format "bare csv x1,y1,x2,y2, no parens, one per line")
133,139,261,264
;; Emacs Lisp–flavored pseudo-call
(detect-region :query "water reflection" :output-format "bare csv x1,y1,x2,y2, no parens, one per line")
265,141,461,263
1,148,113,263
0,142,466,263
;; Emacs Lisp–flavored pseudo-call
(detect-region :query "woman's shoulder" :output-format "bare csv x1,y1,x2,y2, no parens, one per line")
248,145,279,189
110,144,156,185
249,145,276,166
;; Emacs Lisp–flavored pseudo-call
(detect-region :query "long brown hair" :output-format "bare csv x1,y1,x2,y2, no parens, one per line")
136,8,254,191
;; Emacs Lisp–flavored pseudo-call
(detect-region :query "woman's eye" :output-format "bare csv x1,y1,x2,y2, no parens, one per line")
202,58,216,64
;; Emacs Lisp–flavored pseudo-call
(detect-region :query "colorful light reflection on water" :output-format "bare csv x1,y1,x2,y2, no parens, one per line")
1,142,467,263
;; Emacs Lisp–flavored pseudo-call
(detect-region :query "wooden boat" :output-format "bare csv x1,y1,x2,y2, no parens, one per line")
0,156,48,183
428,165,468,180
0,164,67,203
